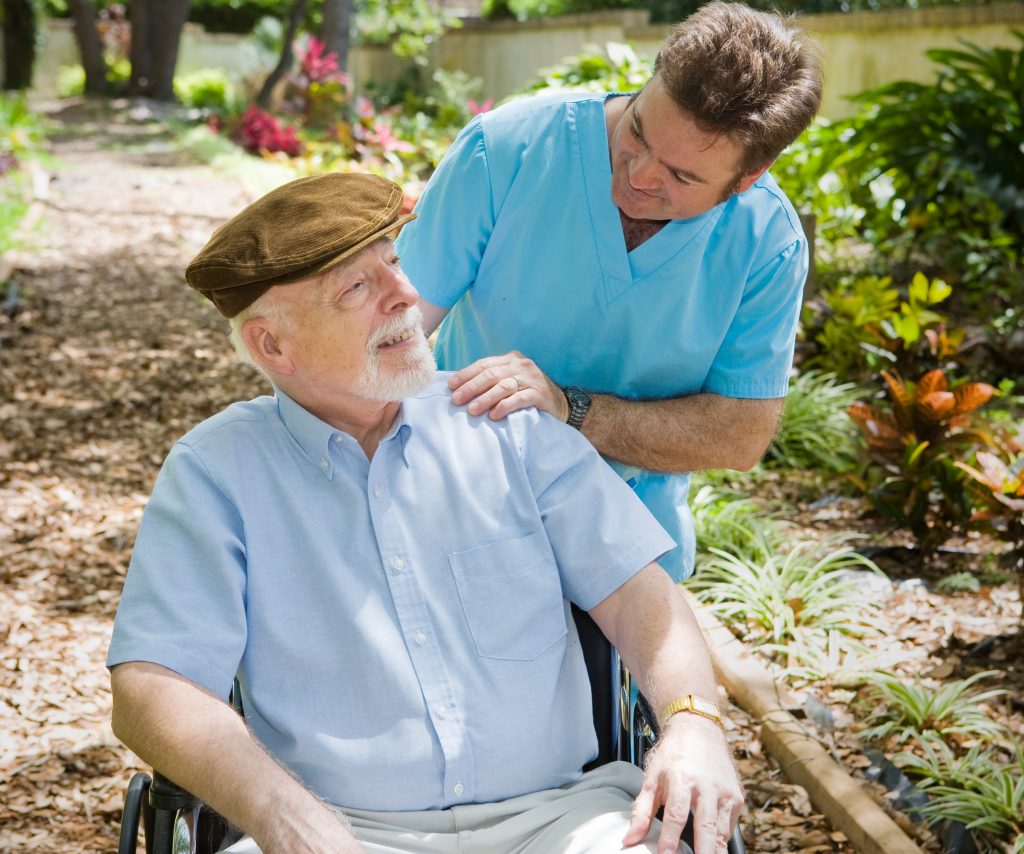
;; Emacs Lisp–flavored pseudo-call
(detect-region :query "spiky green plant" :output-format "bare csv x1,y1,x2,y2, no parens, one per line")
896,740,1024,853
862,671,1007,746
688,538,884,645
770,629,902,688
768,370,865,472
690,484,788,563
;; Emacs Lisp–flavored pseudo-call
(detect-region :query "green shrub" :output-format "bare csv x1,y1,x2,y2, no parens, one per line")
827,34,1024,308
188,0,291,34
174,69,242,113
807,272,963,382
519,42,652,95
56,57,131,98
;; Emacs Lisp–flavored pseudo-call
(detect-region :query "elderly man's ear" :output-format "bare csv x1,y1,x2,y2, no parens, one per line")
243,319,296,376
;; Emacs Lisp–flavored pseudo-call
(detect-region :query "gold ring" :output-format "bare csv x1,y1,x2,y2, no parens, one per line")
512,375,524,392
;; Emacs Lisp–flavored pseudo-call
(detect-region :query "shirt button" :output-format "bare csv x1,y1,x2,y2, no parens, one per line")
392,557,405,572
437,705,448,719
454,783,464,796
373,485,383,498
319,458,329,469
414,632,426,646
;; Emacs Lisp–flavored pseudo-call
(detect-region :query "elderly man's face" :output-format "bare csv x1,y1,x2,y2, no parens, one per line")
265,238,435,404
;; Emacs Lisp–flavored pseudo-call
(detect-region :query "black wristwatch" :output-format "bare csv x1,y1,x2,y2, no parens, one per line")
562,386,592,430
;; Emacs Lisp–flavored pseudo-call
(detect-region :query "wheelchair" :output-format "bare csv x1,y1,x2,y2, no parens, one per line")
118,606,745,854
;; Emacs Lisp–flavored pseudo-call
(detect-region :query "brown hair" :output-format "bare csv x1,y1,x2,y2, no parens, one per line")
654,1,823,172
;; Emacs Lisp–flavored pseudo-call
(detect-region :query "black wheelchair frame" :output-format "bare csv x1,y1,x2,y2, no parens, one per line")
117,606,744,854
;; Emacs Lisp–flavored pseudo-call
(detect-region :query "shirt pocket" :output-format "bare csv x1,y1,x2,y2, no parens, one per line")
448,532,567,661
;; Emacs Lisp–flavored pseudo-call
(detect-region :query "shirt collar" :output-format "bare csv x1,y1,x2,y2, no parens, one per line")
275,388,413,478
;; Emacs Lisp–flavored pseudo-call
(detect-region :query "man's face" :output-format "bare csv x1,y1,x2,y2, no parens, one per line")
609,76,763,222
264,238,435,404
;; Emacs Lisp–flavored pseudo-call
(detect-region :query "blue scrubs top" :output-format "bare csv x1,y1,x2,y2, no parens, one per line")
397,92,807,579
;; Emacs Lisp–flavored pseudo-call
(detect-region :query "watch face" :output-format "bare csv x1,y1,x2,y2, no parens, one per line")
692,696,720,718
566,387,589,407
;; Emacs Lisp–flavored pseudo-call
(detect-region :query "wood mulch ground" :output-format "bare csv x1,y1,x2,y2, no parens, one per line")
1,98,1020,853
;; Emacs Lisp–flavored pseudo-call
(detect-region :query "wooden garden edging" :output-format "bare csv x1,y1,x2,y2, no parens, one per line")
683,591,925,854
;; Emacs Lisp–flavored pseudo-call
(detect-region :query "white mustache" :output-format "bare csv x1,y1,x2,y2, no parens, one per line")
367,305,424,350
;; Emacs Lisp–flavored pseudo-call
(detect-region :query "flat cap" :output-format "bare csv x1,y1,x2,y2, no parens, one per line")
185,172,416,317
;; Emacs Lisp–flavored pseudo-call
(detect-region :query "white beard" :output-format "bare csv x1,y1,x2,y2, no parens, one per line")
352,305,436,402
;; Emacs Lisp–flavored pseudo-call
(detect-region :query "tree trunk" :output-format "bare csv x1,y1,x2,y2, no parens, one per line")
1,0,36,91
69,0,107,96
127,0,191,101
255,0,308,108
321,0,354,74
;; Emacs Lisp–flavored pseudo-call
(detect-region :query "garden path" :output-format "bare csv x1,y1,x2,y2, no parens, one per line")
0,98,967,853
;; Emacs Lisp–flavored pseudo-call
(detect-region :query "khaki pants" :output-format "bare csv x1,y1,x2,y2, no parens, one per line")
224,761,692,853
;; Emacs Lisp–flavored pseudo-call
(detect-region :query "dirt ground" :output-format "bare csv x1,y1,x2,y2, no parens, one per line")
0,99,1019,853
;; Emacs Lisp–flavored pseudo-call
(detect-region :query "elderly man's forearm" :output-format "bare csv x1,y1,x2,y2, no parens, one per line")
581,392,782,473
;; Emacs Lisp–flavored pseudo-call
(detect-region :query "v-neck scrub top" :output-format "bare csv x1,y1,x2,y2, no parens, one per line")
397,92,808,579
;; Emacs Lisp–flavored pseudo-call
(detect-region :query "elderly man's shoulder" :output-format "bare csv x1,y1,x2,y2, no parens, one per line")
172,394,279,456
409,372,564,438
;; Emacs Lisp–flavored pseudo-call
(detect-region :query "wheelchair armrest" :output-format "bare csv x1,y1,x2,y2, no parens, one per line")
149,771,202,812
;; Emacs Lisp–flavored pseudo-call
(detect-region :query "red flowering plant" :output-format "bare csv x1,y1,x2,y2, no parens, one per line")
288,37,352,128
238,106,302,157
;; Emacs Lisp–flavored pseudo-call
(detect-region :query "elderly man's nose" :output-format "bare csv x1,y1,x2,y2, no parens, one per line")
384,266,418,309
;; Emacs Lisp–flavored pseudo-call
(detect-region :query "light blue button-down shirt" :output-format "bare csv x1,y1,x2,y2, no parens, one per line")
396,93,807,580
107,375,674,811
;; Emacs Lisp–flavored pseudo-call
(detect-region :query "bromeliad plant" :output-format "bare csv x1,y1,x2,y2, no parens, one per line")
847,368,996,552
861,671,1008,748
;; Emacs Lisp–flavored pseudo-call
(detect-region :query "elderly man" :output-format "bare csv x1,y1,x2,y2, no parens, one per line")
107,173,742,854
396,2,824,581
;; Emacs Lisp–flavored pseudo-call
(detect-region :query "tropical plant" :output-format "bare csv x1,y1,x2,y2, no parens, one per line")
826,34,1024,306
956,441,1024,621
847,368,996,551
896,740,1024,852
861,671,1007,747
768,370,864,472
808,272,965,382
688,538,884,645
520,42,652,95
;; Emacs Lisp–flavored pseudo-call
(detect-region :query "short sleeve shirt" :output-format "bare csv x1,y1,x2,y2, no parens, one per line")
107,376,674,812
396,93,808,579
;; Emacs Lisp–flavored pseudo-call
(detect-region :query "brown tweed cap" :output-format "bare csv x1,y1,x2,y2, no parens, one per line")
185,172,415,318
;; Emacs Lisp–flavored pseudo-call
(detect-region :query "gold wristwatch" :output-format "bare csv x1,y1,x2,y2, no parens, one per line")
660,694,725,730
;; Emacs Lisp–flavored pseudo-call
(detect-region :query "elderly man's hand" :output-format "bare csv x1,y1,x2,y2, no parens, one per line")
623,714,743,854
448,351,569,422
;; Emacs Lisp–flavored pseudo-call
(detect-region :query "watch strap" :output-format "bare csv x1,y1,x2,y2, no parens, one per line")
660,694,724,730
